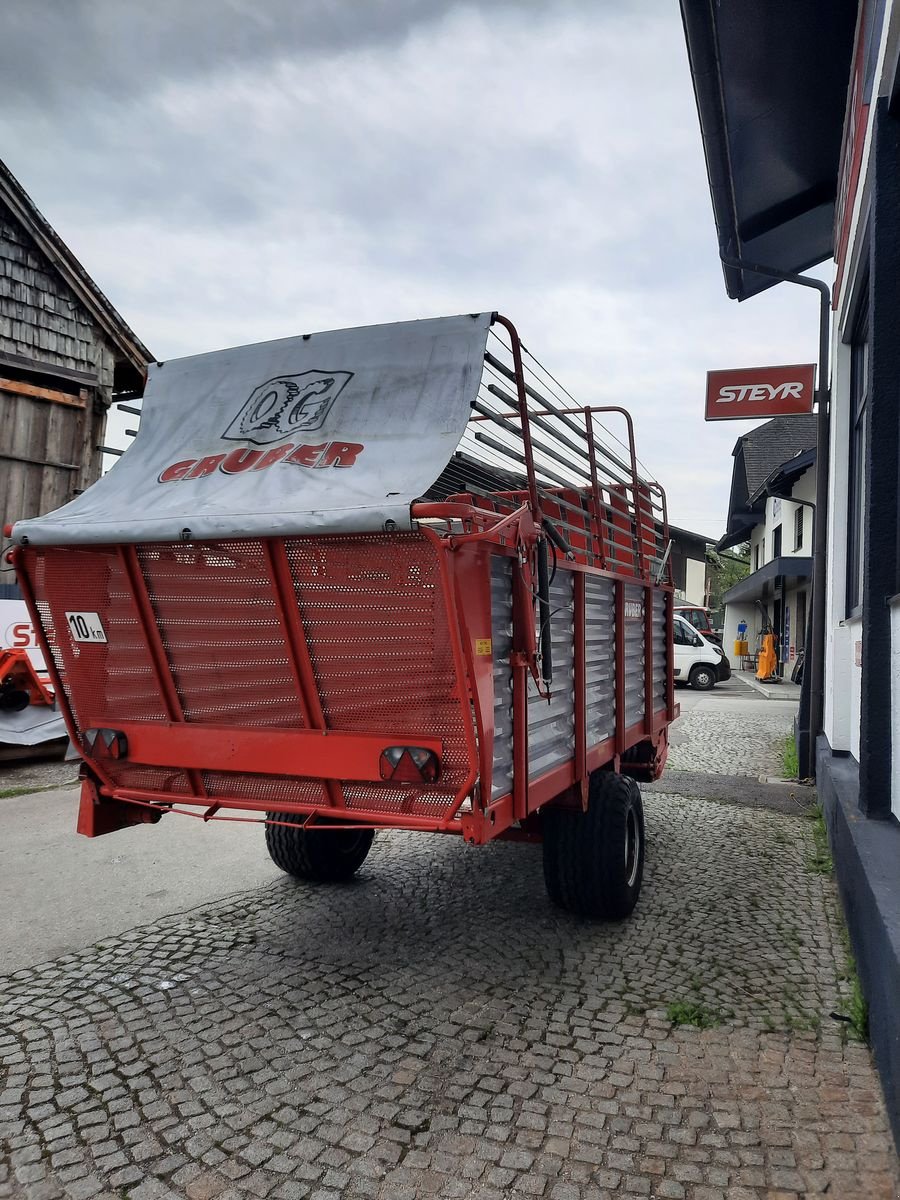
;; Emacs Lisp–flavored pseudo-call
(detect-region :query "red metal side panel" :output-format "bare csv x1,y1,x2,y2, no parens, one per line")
19,533,475,823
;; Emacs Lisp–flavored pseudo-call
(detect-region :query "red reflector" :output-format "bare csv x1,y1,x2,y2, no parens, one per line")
379,746,440,784
83,728,128,760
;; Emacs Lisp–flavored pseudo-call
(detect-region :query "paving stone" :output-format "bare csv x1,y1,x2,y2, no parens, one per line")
1,711,897,1200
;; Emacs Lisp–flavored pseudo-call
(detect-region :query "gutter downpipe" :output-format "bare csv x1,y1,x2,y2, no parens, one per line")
720,253,831,780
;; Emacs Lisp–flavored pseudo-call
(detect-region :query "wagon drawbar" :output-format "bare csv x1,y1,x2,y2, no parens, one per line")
9,312,677,917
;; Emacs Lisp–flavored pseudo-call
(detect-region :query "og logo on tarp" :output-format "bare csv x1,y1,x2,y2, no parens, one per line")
222,371,353,445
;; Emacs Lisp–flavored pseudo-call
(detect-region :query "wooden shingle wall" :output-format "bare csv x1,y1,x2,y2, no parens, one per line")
0,210,118,587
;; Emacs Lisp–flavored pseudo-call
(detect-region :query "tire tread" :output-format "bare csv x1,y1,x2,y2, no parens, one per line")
265,814,374,881
542,771,644,918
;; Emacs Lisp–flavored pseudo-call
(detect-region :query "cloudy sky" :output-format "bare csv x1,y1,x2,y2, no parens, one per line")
2,0,825,537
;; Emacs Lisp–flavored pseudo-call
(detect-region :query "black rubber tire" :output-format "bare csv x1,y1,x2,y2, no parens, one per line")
689,664,717,691
265,813,374,881
542,771,645,919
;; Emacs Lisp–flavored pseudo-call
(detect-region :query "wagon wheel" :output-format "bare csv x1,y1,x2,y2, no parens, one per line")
265,813,374,881
541,770,645,919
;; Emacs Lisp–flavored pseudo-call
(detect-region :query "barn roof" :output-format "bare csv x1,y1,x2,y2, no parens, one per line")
0,157,152,390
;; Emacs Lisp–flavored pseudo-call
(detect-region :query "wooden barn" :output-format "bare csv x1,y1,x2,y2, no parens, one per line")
0,157,152,597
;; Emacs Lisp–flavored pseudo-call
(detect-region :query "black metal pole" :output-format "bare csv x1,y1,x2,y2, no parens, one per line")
720,255,830,780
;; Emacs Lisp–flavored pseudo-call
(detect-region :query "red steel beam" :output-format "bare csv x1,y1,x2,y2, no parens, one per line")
103,721,442,781
261,538,345,809
119,545,208,800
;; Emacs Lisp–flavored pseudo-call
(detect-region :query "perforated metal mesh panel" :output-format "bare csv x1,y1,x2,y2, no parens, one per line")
137,542,305,728
21,534,471,821
25,546,166,734
284,533,468,815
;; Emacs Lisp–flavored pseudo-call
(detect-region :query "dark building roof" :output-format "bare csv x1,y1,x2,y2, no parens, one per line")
669,525,715,553
0,157,152,389
679,0,857,300
717,415,818,551
739,415,818,497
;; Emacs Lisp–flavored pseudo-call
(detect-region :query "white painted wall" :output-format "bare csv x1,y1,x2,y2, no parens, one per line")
683,556,707,607
823,337,854,753
749,522,766,570
723,601,757,670
781,468,816,559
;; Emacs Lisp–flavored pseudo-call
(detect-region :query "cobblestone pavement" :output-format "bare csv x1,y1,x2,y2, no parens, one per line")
2,791,897,1200
668,699,796,779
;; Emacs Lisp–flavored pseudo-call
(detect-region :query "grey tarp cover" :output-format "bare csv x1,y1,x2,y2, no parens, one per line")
0,704,67,749
12,313,491,545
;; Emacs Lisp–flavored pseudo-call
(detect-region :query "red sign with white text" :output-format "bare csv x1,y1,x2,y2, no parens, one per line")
704,364,816,422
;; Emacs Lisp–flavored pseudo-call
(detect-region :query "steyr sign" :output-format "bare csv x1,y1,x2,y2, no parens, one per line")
704,364,816,421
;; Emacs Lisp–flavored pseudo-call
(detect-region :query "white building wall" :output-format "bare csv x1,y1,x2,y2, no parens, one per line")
781,468,815,559
823,338,854,753
683,556,707,607
749,523,766,570
723,601,757,670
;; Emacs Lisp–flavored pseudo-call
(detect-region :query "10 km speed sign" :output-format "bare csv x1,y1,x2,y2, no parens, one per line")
64,611,107,643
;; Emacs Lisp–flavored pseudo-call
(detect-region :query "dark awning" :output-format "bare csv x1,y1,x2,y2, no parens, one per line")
723,556,813,605
680,1,857,300
716,513,760,555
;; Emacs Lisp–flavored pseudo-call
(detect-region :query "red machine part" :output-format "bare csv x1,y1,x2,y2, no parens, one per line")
0,647,53,710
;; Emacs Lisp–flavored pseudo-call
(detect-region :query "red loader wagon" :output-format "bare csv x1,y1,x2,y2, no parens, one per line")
9,313,677,917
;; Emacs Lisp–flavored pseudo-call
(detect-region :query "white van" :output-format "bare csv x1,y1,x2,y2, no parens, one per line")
673,613,731,690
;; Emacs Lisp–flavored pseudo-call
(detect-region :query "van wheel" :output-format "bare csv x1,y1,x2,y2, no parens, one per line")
542,771,644,918
265,814,374,881
689,664,716,691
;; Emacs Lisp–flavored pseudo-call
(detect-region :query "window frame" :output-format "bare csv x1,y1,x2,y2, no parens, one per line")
793,506,804,552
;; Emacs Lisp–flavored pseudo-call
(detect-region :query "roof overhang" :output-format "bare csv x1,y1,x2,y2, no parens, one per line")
723,556,813,605
669,524,716,551
680,1,857,300
750,447,818,506
716,512,760,554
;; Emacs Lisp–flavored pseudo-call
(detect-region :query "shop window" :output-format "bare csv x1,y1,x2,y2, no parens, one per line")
847,301,869,615
793,506,804,551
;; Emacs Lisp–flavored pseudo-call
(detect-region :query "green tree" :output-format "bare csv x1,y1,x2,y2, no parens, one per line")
706,543,750,618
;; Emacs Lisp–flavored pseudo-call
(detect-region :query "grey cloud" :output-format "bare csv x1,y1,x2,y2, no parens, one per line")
3,0,549,109
1,0,823,536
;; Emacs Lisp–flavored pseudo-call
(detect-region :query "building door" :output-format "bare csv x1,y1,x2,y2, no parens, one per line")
796,590,807,652
773,583,784,679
